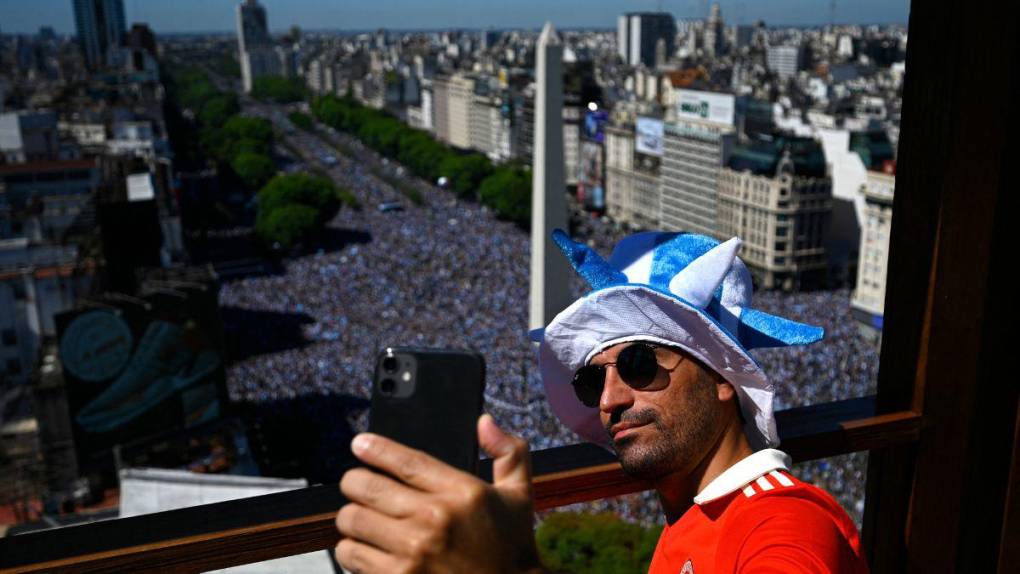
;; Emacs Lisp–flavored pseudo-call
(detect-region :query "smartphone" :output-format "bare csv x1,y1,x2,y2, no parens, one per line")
368,347,486,473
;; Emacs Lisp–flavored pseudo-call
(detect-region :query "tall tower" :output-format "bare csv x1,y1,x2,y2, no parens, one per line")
705,3,725,58
236,0,278,93
72,0,126,70
530,22,572,331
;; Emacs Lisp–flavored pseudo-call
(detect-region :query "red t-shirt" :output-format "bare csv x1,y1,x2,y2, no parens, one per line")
647,449,869,574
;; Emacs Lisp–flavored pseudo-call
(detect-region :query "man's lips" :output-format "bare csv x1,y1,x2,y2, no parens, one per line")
610,421,650,439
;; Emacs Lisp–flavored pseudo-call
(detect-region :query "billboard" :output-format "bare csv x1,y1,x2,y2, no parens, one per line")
635,117,665,157
577,141,605,211
676,89,736,126
57,272,227,472
583,110,608,143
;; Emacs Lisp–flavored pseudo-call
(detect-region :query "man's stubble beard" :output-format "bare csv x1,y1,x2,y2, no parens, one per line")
611,369,721,481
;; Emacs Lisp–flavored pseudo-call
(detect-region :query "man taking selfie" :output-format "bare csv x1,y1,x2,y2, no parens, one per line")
334,230,869,573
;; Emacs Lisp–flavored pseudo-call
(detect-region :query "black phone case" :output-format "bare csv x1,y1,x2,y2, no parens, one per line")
368,347,486,473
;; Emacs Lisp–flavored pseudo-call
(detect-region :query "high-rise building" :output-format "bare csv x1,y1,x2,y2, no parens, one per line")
659,89,737,236
717,137,832,290
469,94,512,162
704,3,725,57
72,0,126,70
617,13,677,67
236,0,279,93
431,73,474,150
767,45,803,79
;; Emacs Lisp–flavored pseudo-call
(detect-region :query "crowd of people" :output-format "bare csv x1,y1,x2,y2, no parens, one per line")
219,118,880,528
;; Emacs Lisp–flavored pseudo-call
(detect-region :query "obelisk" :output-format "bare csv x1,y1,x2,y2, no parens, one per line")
530,22,572,331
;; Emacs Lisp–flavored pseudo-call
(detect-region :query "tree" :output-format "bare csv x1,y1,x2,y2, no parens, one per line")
440,153,494,199
231,151,276,190
198,94,240,129
254,173,355,249
255,203,319,249
288,111,314,130
536,512,660,574
218,116,274,161
251,76,307,103
479,165,532,226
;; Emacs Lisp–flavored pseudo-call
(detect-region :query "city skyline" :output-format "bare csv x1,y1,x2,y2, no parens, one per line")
3,0,909,35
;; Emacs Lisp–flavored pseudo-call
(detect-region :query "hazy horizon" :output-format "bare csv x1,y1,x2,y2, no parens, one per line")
2,0,909,36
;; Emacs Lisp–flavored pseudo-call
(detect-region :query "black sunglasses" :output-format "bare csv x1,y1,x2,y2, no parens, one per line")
571,342,685,408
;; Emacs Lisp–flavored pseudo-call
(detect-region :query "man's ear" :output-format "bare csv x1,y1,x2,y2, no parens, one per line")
716,379,737,402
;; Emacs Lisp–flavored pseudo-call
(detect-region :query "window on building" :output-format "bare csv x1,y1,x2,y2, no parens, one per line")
6,359,20,376
775,241,787,251
1,329,16,346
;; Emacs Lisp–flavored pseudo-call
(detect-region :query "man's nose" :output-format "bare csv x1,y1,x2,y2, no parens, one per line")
599,366,634,414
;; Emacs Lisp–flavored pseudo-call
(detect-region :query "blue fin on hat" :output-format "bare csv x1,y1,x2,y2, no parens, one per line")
548,229,824,351
551,229,627,290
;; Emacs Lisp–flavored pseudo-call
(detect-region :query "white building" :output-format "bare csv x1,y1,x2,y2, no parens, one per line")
605,123,660,230
469,95,512,162
717,139,832,290
851,167,895,342
659,89,737,236
767,45,803,79
431,74,474,149
0,111,59,164
107,121,163,159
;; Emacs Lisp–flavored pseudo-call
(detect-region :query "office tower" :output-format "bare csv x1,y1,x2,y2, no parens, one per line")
716,136,832,290
704,3,725,57
236,0,279,93
767,45,803,79
72,0,126,70
617,13,677,67
529,22,571,330
659,89,737,236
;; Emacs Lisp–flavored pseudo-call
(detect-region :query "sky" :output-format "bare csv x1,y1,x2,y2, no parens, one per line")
1,0,910,35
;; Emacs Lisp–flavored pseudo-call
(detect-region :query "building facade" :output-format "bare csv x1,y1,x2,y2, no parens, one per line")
431,73,474,149
617,13,677,67
236,0,280,93
605,123,660,229
0,112,59,164
72,0,126,70
851,168,895,341
717,139,832,290
659,119,735,237
766,45,803,79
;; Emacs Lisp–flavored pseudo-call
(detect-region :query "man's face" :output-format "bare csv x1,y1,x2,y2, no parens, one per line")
592,342,724,480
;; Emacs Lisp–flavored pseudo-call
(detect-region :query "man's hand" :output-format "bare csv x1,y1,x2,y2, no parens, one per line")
334,414,544,574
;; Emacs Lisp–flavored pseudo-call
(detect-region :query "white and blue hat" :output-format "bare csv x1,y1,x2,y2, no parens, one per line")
531,230,825,450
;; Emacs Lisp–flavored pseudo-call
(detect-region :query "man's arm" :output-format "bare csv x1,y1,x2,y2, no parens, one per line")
334,414,547,574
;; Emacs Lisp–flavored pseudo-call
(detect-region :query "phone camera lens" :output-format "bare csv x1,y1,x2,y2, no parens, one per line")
382,357,398,373
380,379,396,395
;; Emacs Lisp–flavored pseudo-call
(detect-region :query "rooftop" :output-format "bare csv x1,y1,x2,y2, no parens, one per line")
727,134,827,178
